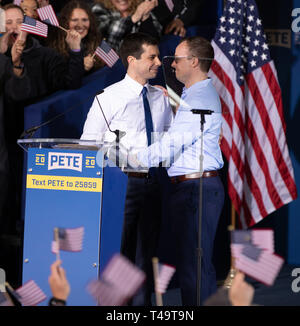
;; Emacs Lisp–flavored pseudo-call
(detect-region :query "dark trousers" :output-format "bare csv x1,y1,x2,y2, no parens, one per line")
120,175,164,306
169,176,224,305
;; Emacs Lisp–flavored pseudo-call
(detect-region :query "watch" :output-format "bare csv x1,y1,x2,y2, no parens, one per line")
13,62,24,69
49,297,66,306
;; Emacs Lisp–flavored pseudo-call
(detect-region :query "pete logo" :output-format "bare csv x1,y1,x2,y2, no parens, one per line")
48,152,82,172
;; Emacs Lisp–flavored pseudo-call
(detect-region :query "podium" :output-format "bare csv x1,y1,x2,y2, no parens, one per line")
18,138,128,306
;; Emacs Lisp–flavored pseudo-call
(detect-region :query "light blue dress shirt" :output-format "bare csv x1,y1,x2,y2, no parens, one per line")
137,78,224,177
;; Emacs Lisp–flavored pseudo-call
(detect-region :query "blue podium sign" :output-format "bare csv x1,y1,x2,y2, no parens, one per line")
21,144,127,306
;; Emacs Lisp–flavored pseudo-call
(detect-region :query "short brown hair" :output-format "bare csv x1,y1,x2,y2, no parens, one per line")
119,32,159,69
3,3,25,14
180,36,214,72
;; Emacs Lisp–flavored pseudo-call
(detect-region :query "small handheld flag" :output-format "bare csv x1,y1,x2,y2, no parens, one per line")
94,40,119,68
87,254,145,306
37,5,59,27
52,226,84,257
21,16,48,38
15,280,47,306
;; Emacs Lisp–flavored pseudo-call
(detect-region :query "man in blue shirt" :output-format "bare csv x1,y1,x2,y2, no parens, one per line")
136,36,225,305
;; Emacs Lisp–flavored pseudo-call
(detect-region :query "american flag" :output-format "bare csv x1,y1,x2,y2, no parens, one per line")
94,40,119,68
37,5,59,27
0,292,13,306
209,0,297,228
164,0,174,12
231,243,284,286
87,279,127,306
21,16,48,38
231,229,274,252
16,280,47,306
155,263,175,294
87,254,146,306
52,226,84,253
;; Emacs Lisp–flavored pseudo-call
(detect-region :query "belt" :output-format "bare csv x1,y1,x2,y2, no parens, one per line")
170,171,218,184
126,172,150,179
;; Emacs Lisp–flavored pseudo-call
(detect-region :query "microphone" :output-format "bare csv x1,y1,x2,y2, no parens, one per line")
20,89,104,139
95,90,126,143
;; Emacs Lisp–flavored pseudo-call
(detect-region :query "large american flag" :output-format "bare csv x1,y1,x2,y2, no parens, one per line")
21,16,48,38
94,40,119,68
209,0,297,228
37,4,59,27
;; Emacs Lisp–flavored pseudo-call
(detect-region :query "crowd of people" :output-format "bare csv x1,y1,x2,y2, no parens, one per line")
0,0,235,307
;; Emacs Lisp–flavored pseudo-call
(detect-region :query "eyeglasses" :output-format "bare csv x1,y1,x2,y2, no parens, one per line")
173,56,195,64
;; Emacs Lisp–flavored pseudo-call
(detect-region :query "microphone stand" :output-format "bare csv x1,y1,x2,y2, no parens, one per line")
95,95,125,168
190,108,213,306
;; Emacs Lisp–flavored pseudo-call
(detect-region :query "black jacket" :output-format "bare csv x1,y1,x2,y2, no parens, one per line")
5,36,85,102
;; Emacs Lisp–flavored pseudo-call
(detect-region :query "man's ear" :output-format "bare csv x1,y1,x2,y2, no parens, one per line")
191,56,199,68
127,55,135,66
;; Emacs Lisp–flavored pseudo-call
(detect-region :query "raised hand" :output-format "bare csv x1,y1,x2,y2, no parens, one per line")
65,29,82,51
131,0,158,23
165,18,186,37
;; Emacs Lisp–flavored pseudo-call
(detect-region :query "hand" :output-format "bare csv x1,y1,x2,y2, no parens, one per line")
128,153,142,169
229,272,254,306
165,18,186,37
11,35,26,66
0,31,13,54
154,85,168,97
84,54,95,72
48,260,70,301
131,0,158,23
37,0,49,7
65,29,81,51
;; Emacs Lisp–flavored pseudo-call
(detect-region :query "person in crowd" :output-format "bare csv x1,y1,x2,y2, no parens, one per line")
0,3,85,242
48,0,104,73
91,0,161,51
133,36,225,305
20,0,38,19
0,37,31,237
50,0,94,14
152,0,204,38
204,272,255,306
48,260,70,306
81,32,173,305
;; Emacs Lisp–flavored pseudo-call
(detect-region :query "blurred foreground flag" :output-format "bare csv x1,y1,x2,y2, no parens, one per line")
16,280,47,306
231,243,284,286
87,254,145,306
155,263,176,294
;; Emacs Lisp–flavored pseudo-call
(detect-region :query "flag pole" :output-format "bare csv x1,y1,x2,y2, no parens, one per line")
223,203,237,288
58,25,68,33
152,257,163,306
54,227,60,261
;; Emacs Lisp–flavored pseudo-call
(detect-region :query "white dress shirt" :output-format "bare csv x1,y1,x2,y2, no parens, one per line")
81,74,173,154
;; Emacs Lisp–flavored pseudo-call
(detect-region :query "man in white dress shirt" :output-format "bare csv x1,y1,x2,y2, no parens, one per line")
81,33,173,305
